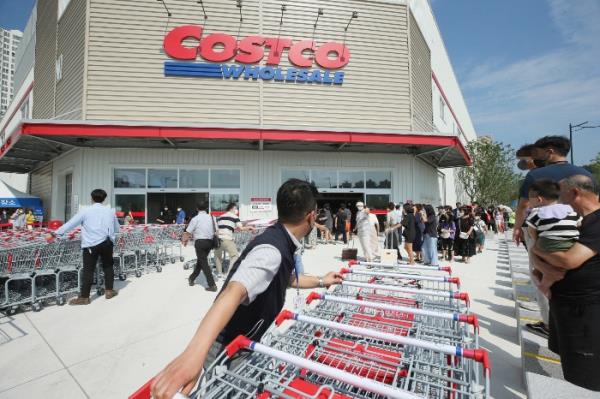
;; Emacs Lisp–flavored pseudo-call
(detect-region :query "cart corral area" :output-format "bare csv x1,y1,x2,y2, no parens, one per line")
0,234,525,399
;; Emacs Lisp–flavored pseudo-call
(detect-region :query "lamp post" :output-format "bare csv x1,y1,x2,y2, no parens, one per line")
569,121,600,164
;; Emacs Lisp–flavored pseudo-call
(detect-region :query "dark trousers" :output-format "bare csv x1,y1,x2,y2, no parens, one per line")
81,239,114,298
336,228,347,244
549,299,600,391
190,239,216,287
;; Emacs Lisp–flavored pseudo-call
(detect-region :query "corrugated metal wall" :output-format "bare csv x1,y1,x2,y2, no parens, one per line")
85,0,412,130
33,0,57,119
13,4,36,95
55,148,441,219
409,11,433,132
55,0,86,119
29,162,53,221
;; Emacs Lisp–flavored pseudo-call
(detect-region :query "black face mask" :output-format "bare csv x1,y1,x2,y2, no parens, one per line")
532,158,547,168
517,159,530,170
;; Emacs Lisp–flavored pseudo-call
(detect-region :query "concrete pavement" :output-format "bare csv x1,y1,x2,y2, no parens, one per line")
0,233,525,398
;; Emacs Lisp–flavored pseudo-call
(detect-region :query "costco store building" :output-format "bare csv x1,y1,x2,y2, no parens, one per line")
0,0,476,223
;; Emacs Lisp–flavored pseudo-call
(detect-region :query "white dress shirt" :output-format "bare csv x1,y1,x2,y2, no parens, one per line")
230,226,302,304
186,211,216,240
55,203,120,248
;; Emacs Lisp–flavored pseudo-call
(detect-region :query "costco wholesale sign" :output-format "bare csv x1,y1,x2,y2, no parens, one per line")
163,25,350,85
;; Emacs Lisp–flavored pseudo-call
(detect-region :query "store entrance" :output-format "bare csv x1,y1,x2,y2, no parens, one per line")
147,192,208,223
317,192,364,230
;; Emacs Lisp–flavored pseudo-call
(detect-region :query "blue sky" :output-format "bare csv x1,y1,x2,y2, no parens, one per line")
431,0,600,165
1,0,599,164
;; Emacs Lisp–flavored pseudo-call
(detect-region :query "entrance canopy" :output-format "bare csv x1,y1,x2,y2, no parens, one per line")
0,120,471,173
0,180,43,213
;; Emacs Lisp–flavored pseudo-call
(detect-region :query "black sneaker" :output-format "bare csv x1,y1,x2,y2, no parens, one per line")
526,321,549,338
205,285,218,292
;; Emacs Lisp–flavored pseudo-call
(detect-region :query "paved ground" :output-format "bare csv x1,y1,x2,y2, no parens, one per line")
0,233,525,398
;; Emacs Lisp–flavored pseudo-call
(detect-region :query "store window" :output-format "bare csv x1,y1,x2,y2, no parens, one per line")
180,169,209,188
115,194,146,224
338,172,364,189
210,193,240,212
281,169,310,183
366,194,390,210
148,169,177,189
312,170,337,189
114,168,146,188
211,169,240,189
366,171,392,189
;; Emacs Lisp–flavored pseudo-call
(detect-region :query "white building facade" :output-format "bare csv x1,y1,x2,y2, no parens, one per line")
0,28,22,119
0,0,476,223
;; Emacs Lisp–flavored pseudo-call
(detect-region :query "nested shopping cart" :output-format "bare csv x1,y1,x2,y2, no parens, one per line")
330,280,470,313
348,260,453,276
340,268,461,291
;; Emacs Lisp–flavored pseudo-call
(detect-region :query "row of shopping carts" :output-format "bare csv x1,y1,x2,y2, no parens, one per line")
0,224,186,314
133,259,490,398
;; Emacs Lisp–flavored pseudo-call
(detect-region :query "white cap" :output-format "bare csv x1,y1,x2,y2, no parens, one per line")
356,201,364,207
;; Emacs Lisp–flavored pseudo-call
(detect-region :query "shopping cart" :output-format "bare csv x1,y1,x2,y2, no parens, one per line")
348,260,452,275
330,281,470,313
304,292,479,346
269,311,490,398
341,268,461,290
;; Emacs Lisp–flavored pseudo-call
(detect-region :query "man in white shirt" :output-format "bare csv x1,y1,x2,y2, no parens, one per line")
385,202,402,259
183,203,218,291
48,189,120,305
214,203,255,279
152,179,343,399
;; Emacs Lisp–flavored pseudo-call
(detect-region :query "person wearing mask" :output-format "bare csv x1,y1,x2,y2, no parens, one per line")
214,203,255,279
385,202,402,260
47,189,120,305
532,175,600,391
151,179,343,398
183,203,218,291
323,204,334,242
413,204,425,263
422,205,439,266
11,208,26,230
25,209,35,230
368,208,380,259
335,204,348,244
175,207,186,225
401,204,416,264
439,213,456,262
516,143,537,171
355,202,373,261
344,203,353,240
452,202,462,225
157,205,175,224
455,207,476,264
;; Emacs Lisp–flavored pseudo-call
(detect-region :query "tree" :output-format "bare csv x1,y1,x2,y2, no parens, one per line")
583,153,600,183
457,137,520,206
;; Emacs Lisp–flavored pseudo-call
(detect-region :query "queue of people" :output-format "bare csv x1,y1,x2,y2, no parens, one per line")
0,208,38,230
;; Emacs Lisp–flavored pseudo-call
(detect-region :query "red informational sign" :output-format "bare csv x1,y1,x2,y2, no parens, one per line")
163,25,351,69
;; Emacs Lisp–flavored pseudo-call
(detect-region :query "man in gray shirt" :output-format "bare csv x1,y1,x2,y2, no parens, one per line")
183,203,218,291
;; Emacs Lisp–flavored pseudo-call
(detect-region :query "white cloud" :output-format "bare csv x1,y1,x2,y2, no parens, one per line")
462,0,600,162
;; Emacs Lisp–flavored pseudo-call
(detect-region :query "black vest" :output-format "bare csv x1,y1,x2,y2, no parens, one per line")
218,222,296,345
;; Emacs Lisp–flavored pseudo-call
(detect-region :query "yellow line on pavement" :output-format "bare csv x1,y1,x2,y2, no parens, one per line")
524,351,561,365
520,316,542,323
517,295,534,302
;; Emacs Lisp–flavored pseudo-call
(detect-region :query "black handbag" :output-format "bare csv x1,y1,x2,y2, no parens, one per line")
211,216,222,249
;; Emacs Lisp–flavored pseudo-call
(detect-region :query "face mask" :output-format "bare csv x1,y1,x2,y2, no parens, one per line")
517,159,530,170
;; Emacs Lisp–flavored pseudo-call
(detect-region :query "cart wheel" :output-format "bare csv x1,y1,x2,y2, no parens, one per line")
118,274,126,281
7,307,17,315
183,264,189,270
170,257,176,264
57,296,66,306
135,271,142,278
32,302,42,312
156,266,163,273
180,256,185,262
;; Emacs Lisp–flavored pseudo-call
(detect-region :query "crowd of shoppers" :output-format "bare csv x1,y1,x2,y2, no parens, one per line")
512,135,599,391
0,208,39,230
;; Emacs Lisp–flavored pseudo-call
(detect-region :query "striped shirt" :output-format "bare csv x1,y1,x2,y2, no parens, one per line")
526,204,580,241
217,211,242,240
